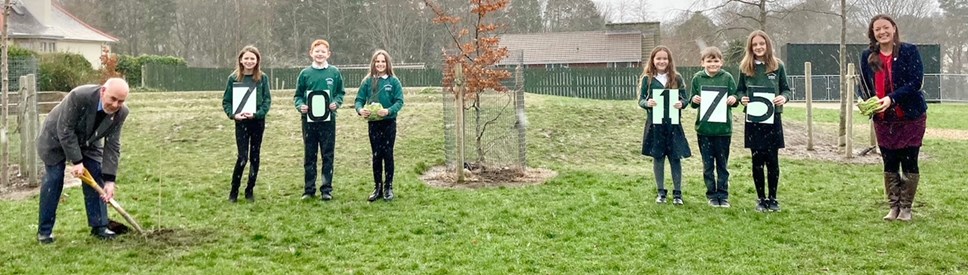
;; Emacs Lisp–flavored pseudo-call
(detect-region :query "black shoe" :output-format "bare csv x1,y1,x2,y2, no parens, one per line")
768,199,781,212
244,190,254,202
383,183,394,201
368,182,383,202
655,189,668,204
755,199,768,212
708,199,719,207
37,234,54,244
719,199,731,208
321,193,333,201
301,194,315,201
367,191,382,202
228,197,238,203
90,227,117,240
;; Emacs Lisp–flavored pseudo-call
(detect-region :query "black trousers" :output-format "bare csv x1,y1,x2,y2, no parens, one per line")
303,121,336,195
751,148,779,199
368,119,397,185
698,135,731,200
231,119,265,195
880,146,920,174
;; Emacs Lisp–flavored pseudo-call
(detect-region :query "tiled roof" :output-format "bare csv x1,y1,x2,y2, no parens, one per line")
498,31,643,65
6,3,117,42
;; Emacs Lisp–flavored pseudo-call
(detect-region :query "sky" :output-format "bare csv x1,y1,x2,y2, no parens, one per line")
591,0,943,23
591,0,704,22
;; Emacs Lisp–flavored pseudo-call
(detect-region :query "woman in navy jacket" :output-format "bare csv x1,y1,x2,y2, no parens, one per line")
858,14,926,222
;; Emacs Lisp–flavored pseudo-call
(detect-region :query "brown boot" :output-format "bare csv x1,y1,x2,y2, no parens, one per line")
896,173,920,221
883,172,901,221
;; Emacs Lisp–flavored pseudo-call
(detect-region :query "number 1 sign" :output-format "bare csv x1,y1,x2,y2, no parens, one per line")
652,89,680,125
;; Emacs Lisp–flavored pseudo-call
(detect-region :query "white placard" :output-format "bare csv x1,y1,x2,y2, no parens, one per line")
699,86,728,123
746,91,775,124
232,83,256,115
652,89,680,125
307,90,332,122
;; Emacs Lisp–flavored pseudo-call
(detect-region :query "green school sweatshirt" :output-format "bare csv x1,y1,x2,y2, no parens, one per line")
222,73,271,119
293,65,346,121
737,62,791,113
354,75,405,120
689,70,738,136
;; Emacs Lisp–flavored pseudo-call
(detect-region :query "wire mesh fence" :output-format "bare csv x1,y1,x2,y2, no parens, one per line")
441,59,526,171
787,74,963,102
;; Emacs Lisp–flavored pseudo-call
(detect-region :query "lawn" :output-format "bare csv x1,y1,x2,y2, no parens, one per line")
0,89,966,273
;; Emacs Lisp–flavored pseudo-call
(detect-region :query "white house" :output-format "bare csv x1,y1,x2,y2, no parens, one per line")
4,0,118,68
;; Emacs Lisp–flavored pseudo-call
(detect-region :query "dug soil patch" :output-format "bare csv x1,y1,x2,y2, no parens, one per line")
421,165,557,189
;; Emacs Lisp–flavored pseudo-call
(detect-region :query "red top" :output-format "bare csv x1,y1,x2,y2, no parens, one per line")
874,52,904,119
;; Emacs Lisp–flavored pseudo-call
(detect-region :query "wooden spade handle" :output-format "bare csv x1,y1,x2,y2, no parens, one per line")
80,169,145,234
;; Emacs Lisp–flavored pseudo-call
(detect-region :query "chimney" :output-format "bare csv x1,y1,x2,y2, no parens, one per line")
21,0,51,26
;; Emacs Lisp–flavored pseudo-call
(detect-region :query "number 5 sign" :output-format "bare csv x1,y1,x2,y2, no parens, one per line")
745,86,775,124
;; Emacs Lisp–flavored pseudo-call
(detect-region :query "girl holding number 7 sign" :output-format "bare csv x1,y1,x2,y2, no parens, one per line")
638,46,692,205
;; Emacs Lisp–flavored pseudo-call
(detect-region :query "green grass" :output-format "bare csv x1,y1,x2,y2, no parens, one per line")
1,90,967,273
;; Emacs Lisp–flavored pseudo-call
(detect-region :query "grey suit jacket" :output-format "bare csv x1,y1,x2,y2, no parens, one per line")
37,84,129,178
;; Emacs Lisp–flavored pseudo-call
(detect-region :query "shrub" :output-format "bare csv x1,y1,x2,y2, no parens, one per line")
38,52,96,92
9,44,38,58
117,54,187,86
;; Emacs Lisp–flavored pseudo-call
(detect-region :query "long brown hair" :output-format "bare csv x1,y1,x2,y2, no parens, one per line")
362,50,395,95
740,30,780,76
636,46,680,99
233,45,262,83
867,14,901,72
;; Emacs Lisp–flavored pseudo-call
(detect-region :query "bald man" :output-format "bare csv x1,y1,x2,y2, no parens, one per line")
36,78,130,244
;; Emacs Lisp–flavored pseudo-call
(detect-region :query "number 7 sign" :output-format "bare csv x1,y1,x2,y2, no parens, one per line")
700,86,729,123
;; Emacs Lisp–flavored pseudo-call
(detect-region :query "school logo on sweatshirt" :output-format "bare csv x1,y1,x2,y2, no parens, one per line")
383,84,393,92
326,78,334,89
767,73,777,80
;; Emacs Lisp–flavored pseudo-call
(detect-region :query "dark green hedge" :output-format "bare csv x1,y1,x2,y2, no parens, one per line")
117,54,187,86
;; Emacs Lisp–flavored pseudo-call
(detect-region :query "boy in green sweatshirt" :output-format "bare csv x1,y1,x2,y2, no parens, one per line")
294,39,346,201
689,46,738,208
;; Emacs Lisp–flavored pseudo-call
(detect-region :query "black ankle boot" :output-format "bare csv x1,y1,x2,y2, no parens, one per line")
383,182,394,201
244,183,255,202
229,183,240,203
368,182,383,202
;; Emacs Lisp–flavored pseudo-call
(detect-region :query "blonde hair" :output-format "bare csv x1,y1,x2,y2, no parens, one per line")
740,30,780,76
233,45,262,83
700,46,723,61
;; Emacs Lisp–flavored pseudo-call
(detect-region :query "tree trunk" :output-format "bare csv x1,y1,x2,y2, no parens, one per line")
2,0,11,188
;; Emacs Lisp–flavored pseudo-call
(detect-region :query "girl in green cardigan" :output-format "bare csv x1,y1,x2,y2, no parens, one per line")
638,46,691,205
737,31,789,212
355,50,405,202
221,45,272,202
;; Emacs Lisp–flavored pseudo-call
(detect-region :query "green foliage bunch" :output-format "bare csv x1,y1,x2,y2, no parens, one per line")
9,45,38,58
38,52,96,92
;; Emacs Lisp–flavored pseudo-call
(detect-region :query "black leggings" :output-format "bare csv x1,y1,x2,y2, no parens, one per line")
232,119,265,190
751,148,779,199
880,146,920,174
368,119,397,185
